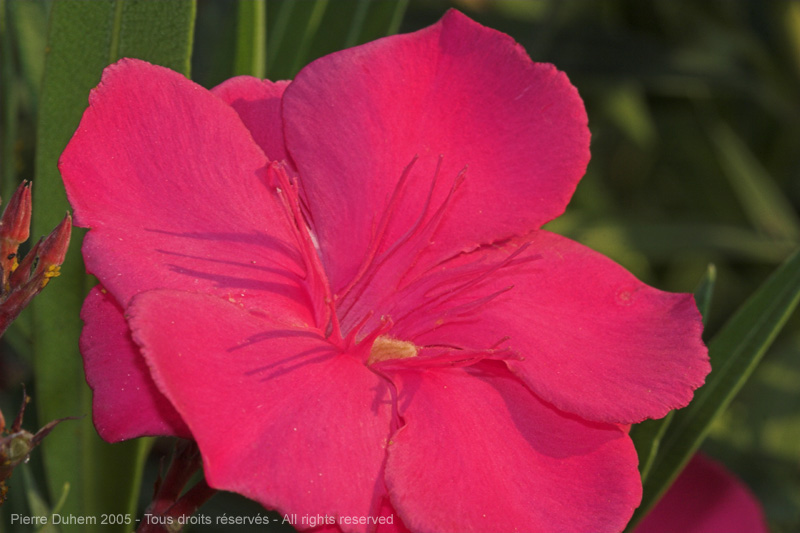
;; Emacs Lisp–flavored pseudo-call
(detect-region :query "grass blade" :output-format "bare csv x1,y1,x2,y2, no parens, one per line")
233,0,266,78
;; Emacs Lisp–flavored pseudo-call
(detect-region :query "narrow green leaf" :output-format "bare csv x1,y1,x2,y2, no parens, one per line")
628,246,800,529
785,1,800,76
265,0,408,81
290,0,329,75
386,0,409,36
33,1,194,531
233,0,266,78
1,1,12,196
6,0,48,108
266,0,296,76
693,263,717,325
599,83,657,148
125,437,154,518
565,219,796,264
630,412,674,484
343,0,371,48
709,119,800,240
0,7,45,367
22,467,62,533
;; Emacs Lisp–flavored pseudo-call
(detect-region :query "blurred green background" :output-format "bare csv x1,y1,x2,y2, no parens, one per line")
2,0,799,532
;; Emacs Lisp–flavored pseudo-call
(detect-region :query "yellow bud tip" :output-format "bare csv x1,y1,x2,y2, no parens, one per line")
44,265,60,278
368,335,418,365
39,265,61,288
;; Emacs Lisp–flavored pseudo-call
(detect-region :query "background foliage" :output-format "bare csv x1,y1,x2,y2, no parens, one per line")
1,0,799,532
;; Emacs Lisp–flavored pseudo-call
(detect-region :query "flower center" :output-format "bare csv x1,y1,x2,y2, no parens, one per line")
367,335,418,365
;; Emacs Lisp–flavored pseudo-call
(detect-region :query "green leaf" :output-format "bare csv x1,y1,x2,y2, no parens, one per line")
627,246,800,530
265,0,408,80
708,118,800,241
233,0,266,78
289,0,329,75
6,0,48,107
561,219,797,264
630,411,674,485
386,0,408,36
32,1,194,531
343,0,371,48
1,0,49,200
266,0,297,76
693,263,717,325
22,467,63,533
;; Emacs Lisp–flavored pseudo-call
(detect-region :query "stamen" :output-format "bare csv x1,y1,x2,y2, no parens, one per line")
269,162,341,340
325,155,534,366
388,244,538,338
372,342,520,371
343,309,394,351
421,243,534,306
338,156,467,328
391,163,468,292
398,285,514,338
336,156,419,304
370,156,444,273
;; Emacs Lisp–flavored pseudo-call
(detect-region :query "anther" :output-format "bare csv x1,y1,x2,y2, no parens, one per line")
367,335,418,365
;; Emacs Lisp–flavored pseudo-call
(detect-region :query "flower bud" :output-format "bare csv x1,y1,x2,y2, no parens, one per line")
0,181,32,287
0,392,72,505
0,181,32,245
0,185,72,337
34,213,72,288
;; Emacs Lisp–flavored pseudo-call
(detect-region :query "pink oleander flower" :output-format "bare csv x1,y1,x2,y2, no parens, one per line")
60,10,709,533
636,454,768,533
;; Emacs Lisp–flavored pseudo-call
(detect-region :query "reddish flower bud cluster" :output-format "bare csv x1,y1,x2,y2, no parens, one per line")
0,390,70,505
0,181,72,337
